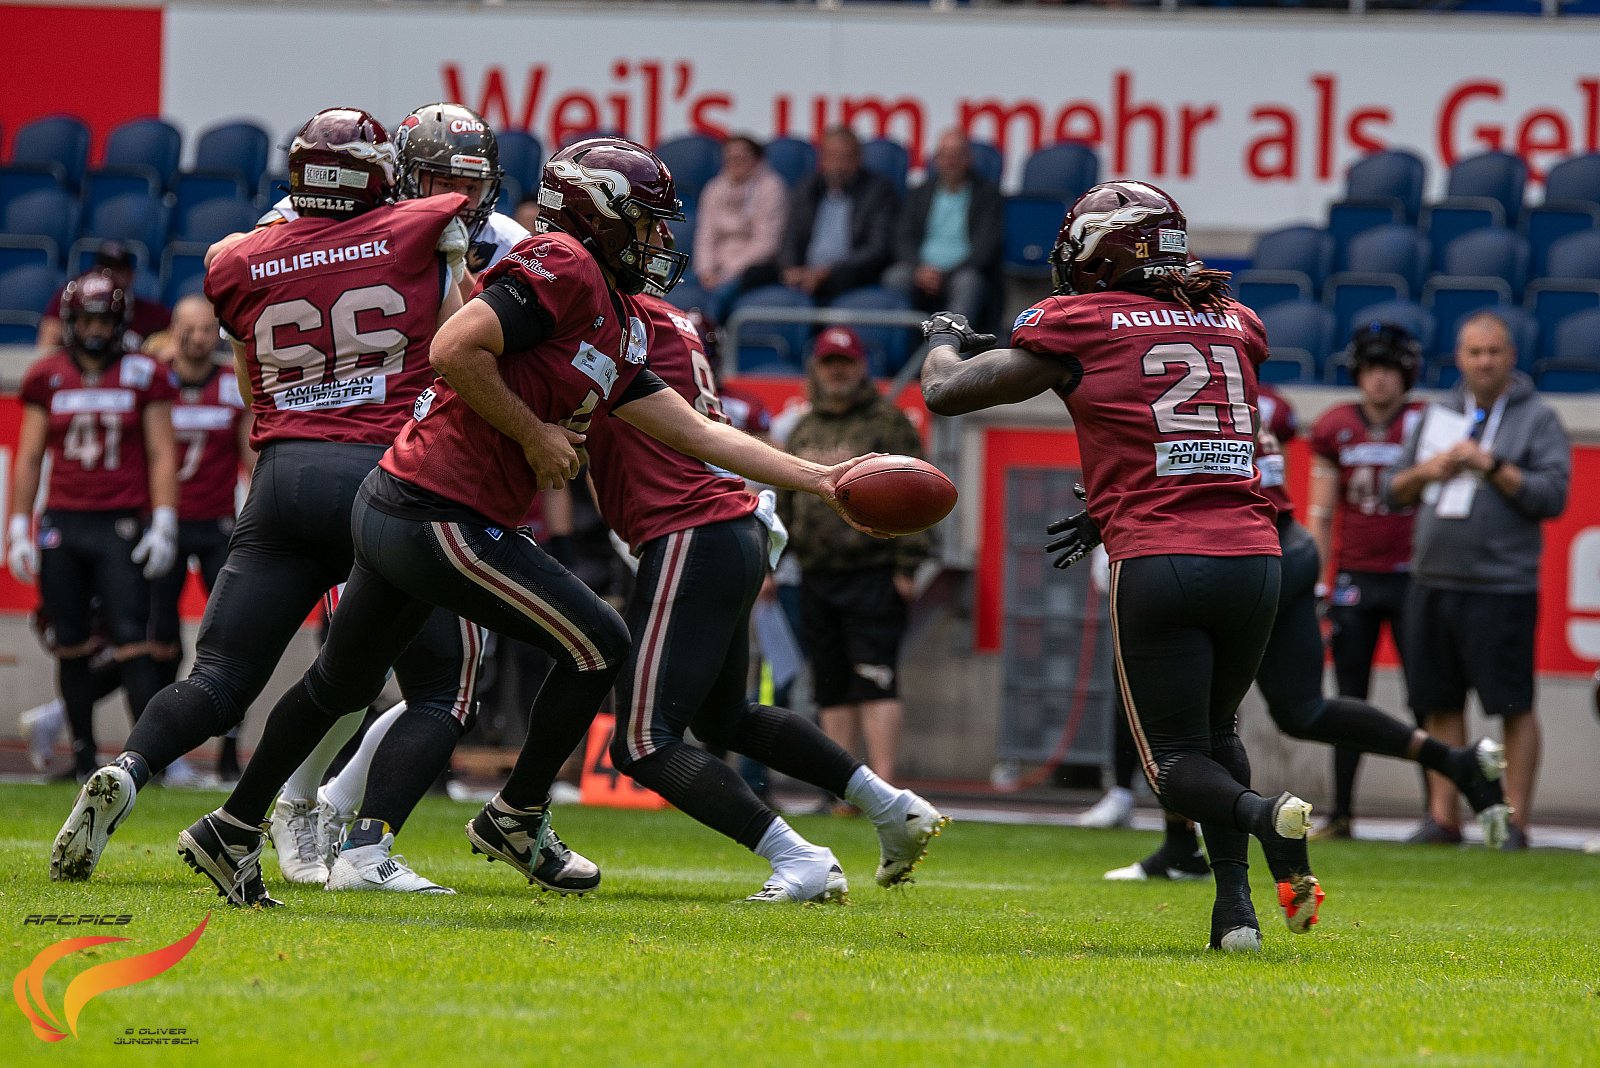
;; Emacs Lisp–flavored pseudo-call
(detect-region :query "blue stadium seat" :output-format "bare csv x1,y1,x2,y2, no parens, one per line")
860,139,910,196
1424,277,1515,362
257,172,290,209
829,286,916,376
1020,142,1099,201
0,262,65,317
192,121,270,192
1336,223,1428,295
1250,225,1334,293
675,201,696,253
70,192,170,273
1234,271,1311,313
1327,201,1401,269
1445,150,1528,227
0,165,63,216
1545,153,1600,204
173,172,248,223
762,137,816,188
1523,202,1600,277
103,118,182,191
1440,227,1530,301
1327,277,1406,343
1533,308,1600,389
12,116,89,189
1259,298,1335,371
1525,287,1600,362
1422,201,1503,269
728,284,813,373
1002,194,1069,280
0,241,51,277
160,244,209,307
654,134,722,202
81,169,159,221
663,278,712,316
1344,149,1427,224
969,141,1003,186
178,198,259,244
494,175,523,219
2,187,79,265
1542,228,1600,279
495,131,543,194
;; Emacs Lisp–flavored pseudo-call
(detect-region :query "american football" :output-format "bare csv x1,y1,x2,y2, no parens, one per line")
835,455,958,535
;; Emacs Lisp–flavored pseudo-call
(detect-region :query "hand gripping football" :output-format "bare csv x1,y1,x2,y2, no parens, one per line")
835,456,958,536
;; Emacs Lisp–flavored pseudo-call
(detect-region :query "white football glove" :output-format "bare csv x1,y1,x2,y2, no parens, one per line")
131,507,179,580
7,514,37,585
438,217,470,288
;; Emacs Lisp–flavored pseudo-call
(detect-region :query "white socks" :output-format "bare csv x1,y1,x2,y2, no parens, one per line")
279,708,366,803
319,701,408,815
844,765,902,822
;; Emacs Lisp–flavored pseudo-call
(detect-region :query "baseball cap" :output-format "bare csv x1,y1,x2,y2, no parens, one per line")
812,325,866,362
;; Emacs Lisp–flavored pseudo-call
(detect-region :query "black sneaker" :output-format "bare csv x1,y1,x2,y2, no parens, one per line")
1406,818,1464,846
465,801,600,895
177,812,283,908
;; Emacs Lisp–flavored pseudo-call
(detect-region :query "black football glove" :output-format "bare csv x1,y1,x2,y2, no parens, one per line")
1044,483,1101,570
921,311,997,355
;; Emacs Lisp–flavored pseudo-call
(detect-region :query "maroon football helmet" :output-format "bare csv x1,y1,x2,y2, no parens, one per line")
1050,181,1189,296
287,107,398,218
60,270,129,359
536,137,686,295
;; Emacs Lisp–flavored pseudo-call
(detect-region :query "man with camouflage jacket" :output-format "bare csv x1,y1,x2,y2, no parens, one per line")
778,326,929,791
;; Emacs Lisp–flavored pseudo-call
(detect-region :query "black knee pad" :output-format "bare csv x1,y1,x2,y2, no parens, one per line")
587,609,632,673
1209,731,1252,789
185,672,246,733
1265,695,1326,741
304,662,391,720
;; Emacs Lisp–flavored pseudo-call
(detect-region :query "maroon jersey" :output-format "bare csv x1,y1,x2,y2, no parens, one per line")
587,295,757,551
381,232,651,528
171,366,248,520
204,194,465,451
1254,383,1298,517
1011,292,1279,562
20,349,175,513
1310,400,1425,573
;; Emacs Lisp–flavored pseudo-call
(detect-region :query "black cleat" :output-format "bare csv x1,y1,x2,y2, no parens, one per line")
465,802,600,895
177,812,282,908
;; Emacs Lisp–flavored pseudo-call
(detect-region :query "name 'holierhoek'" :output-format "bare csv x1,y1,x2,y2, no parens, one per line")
250,240,390,281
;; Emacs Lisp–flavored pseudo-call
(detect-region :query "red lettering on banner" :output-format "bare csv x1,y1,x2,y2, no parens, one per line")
1312,74,1337,180
1052,103,1102,148
1346,107,1391,157
841,97,926,167
959,99,1045,159
1518,110,1571,181
551,93,601,149
691,94,732,140
609,61,634,138
1246,107,1297,181
1437,80,1503,164
772,95,792,138
1113,71,1164,174
1583,79,1600,154
1178,105,1219,178
442,64,544,133
640,61,662,147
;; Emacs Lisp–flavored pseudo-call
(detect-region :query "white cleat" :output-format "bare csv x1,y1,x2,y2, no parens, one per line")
269,797,329,885
325,832,454,895
1470,738,1511,850
1212,926,1263,953
1077,786,1135,829
315,786,357,871
747,847,848,904
873,790,950,887
19,699,66,772
51,764,137,882
161,756,211,789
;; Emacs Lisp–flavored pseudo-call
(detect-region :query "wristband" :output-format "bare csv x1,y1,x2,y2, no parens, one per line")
929,331,962,353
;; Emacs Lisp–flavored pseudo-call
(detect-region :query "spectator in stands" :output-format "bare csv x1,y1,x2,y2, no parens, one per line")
37,243,169,353
778,326,928,795
756,127,897,305
1386,311,1571,849
693,135,788,320
883,129,1003,328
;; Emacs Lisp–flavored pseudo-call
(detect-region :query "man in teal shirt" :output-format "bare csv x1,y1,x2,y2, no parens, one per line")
884,130,1003,327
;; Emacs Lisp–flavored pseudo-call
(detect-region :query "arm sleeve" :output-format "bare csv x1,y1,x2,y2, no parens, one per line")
612,369,670,409
478,276,555,354
1508,406,1571,520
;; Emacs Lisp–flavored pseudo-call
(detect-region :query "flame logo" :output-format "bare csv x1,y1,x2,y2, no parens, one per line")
13,914,209,1042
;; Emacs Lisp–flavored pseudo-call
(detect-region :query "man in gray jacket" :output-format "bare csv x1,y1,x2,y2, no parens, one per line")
1386,311,1570,848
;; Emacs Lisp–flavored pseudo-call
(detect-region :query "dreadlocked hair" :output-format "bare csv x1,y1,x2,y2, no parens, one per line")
1137,262,1234,312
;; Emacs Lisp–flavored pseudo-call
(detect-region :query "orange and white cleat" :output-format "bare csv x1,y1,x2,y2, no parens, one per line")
1276,874,1325,933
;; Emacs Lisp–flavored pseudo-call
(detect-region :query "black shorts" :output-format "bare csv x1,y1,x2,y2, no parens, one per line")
1326,569,1410,700
148,516,234,645
801,565,907,706
1404,584,1537,718
38,510,149,650
183,442,479,727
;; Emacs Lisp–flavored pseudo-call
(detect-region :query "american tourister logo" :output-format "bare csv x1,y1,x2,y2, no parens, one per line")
13,914,209,1043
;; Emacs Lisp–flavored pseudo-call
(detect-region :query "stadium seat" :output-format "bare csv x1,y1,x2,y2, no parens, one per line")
1020,142,1099,201
177,198,259,245
11,116,89,189
160,244,209,307
1344,149,1427,224
70,192,169,273
0,241,51,277
1522,202,1600,277
969,141,1003,186
257,172,290,209
1335,223,1429,295
728,284,813,374
663,278,712,315
860,139,910,196
654,134,722,202
0,165,64,217
1440,228,1530,301
1326,200,1401,269
1542,227,1600,280
1234,271,1312,313
1259,298,1335,369
1543,153,1600,205
2,188,79,265
1424,277,1516,361
676,201,696,253
495,130,543,194
1533,308,1600,389
829,285,916,376
1422,201,1503,269
1250,225,1334,293
1326,299,1434,383
81,169,159,220
1002,194,1070,280
0,262,65,318
1326,277,1406,343
494,175,523,218
1445,150,1528,227
173,172,248,223
762,137,816,188
192,121,271,192
103,118,182,192
1257,349,1316,384
1526,288,1600,361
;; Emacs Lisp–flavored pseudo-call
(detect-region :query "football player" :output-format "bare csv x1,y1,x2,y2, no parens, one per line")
918,181,1324,951
9,271,179,782
1306,324,1427,839
173,137,882,907
49,107,482,897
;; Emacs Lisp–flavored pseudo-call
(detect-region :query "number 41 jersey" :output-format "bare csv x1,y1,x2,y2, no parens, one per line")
1011,291,1280,562
205,193,465,450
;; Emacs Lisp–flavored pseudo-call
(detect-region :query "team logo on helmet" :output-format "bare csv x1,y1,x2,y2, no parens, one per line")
1069,199,1167,263
546,160,632,219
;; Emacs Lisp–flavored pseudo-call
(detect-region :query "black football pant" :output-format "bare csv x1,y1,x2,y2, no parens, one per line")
222,477,629,827
1324,568,1412,819
39,510,163,771
609,515,860,850
148,515,234,687
122,443,474,787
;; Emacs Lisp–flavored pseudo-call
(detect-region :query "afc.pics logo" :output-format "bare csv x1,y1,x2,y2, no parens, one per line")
12,913,208,1044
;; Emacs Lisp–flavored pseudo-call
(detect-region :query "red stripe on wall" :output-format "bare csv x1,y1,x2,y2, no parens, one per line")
0,5,164,160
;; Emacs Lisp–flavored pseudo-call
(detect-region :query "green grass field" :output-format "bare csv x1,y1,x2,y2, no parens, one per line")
2,783,1594,1067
